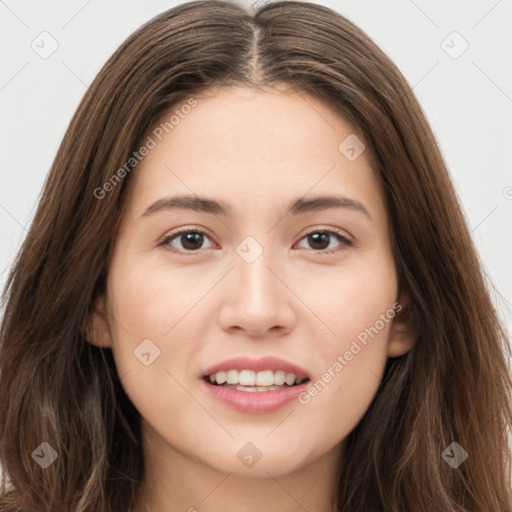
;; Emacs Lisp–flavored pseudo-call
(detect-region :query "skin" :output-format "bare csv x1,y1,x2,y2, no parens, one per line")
89,84,416,512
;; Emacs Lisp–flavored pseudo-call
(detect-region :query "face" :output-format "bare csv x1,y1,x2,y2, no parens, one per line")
90,84,415,479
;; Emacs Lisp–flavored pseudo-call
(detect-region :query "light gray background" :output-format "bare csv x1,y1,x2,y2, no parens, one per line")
1,1,511,374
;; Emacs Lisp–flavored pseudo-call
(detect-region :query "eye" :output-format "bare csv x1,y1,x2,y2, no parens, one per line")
160,228,352,255
161,229,215,253
294,229,352,255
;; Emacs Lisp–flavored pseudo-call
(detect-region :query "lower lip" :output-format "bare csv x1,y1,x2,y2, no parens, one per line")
200,378,309,414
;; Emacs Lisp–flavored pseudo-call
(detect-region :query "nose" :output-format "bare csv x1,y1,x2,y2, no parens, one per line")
217,248,295,337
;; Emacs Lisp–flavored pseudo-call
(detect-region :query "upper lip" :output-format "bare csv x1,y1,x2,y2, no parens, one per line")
202,355,310,380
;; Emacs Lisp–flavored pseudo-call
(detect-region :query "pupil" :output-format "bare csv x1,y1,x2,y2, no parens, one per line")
182,232,203,250
309,232,329,250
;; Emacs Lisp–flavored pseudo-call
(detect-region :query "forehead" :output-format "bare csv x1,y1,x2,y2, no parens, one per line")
123,84,386,225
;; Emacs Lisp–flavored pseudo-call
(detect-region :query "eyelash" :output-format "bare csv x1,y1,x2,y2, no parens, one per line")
160,228,353,256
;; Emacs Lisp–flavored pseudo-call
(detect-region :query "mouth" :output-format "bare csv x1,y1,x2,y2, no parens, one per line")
202,371,310,392
200,356,311,413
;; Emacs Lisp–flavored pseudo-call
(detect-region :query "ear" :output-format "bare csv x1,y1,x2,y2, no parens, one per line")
87,294,113,348
387,288,417,358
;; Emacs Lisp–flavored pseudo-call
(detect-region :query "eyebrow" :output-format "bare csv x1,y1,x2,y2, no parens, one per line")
140,194,372,221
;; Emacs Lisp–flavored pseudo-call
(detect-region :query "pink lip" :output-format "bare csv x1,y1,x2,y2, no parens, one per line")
201,355,310,379
200,355,310,414
200,378,309,414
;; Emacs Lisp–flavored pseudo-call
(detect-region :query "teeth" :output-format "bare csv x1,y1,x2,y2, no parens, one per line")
255,369,273,386
235,385,284,392
273,370,286,385
207,369,307,387
239,369,256,386
226,370,238,384
284,373,296,386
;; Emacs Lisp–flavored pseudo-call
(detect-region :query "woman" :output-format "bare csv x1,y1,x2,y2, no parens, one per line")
1,1,511,510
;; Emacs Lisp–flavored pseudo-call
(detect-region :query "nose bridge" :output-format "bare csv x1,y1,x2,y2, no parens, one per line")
219,233,293,334
234,234,280,309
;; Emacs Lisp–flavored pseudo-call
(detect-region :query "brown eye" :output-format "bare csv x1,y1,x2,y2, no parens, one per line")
307,232,331,251
162,230,214,253
160,228,352,255
295,229,352,255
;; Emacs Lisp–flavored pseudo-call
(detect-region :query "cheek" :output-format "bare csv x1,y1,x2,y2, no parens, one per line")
108,249,211,342
305,246,397,349
104,255,198,395
105,260,204,435
298,307,392,440
297,250,396,423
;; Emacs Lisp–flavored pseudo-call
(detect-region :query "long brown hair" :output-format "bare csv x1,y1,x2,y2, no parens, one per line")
1,1,511,510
